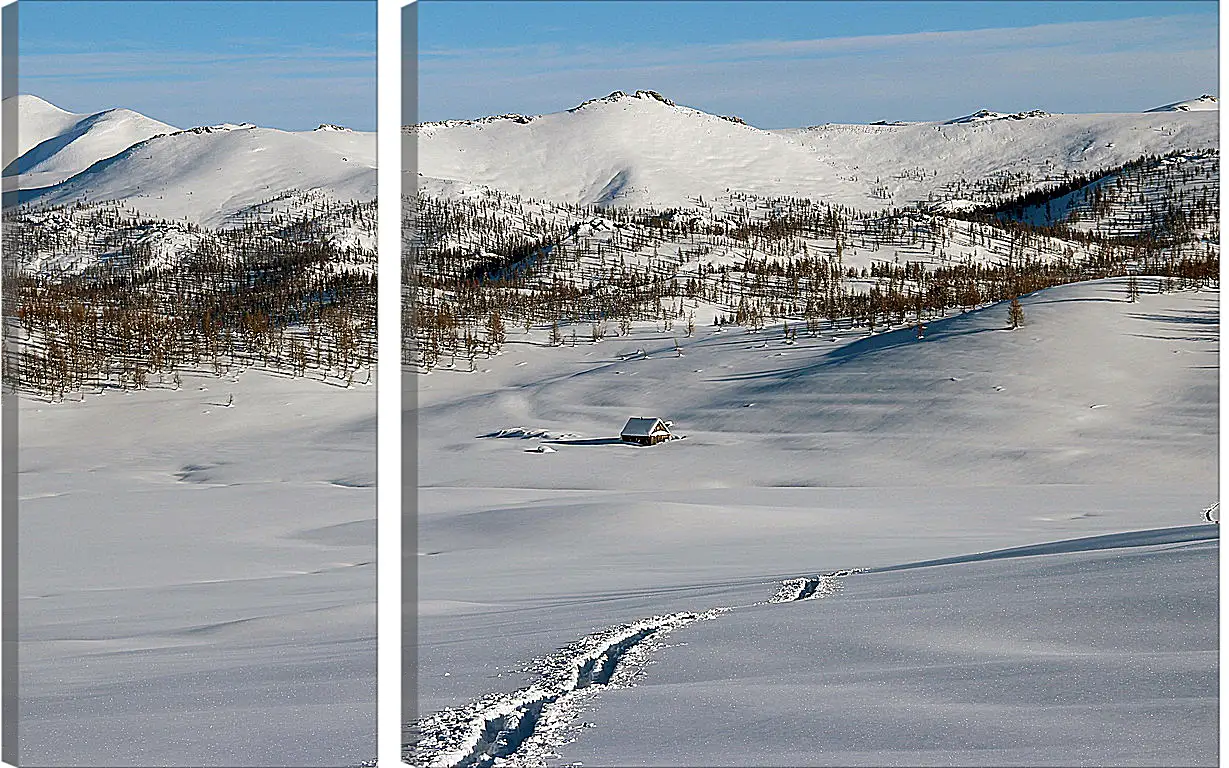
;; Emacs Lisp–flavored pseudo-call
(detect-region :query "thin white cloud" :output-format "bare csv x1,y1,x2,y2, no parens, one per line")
20,45,376,129
417,14,1218,126
23,49,373,79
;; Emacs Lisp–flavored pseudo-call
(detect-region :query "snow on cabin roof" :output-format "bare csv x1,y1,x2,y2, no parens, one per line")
621,417,671,437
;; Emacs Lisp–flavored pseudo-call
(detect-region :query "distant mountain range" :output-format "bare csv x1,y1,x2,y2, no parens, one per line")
414,90,1218,211
6,95,375,228
5,91,1217,226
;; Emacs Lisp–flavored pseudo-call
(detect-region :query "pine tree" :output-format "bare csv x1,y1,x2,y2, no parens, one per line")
486,311,506,353
1008,297,1025,329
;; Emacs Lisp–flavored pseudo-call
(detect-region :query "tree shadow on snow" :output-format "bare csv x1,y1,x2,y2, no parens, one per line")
1028,296,1120,306
710,312,1000,385
1127,309,1219,342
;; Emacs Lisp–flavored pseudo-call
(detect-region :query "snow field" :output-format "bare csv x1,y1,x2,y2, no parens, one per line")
17,369,376,766
414,277,1217,764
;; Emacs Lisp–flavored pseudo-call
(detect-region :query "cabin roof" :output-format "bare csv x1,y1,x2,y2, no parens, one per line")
621,417,671,437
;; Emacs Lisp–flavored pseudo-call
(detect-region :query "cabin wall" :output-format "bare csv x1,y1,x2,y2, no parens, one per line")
621,434,668,446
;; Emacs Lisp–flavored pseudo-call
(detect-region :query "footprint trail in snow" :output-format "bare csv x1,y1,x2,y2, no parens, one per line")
406,569,859,767
768,568,863,603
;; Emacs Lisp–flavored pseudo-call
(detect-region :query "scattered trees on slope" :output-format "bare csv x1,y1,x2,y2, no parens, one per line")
405,150,1217,372
6,196,376,400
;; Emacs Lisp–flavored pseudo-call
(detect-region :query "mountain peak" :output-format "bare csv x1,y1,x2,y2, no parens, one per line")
945,108,1050,124
633,89,676,106
10,92,67,109
8,94,79,126
176,122,257,136
570,90,678,112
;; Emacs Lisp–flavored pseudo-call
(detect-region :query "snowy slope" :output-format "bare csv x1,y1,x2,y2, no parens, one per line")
7,96,376,229
415,90,848,209
295,124,377,166
563,528,1216,767
1147,94,1219,112
781,109,1217,208
6,95,178,189
409,89,1217,767
22,123,376,228
415,91,1218,211
19,369,376,766
4,101,378,275
10,94,91,155
412,278,1217,764
417,278,1216,499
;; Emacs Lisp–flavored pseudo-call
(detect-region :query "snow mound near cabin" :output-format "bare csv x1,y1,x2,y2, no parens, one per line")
481,427,582,441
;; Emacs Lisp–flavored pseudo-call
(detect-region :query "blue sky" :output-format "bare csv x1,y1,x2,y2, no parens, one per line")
19,1,376,130
416,1,1219,126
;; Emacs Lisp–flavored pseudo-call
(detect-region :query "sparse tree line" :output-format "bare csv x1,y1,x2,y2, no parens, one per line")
955,150,1218,242
405,149,1217,372
5,196,376,400
931,167,1047,206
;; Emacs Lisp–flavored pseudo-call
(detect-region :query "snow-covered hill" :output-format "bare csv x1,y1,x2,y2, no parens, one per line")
415,90,841,209
5,98,377,392
23,123,375,228
6,95,179,189
8,96,376,228
12,94,98,155
415,91,1218,211
782,109,1217,209
1146,94,1219,112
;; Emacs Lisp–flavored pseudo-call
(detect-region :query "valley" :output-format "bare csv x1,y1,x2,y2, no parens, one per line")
407,91,1219,766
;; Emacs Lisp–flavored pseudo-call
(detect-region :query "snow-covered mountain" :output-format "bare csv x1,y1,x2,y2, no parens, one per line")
942,107,1051,123
415,90,1218,210
414,90,841,209
9,96,375,228
779,108,1216,209
1146,94,1219,112
6,94,178,189
25,123,375,228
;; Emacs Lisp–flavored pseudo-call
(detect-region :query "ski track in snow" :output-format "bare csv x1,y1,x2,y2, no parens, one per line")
407,610,726,767
767,568,864,604
405,523,1218,766
407,569,860,767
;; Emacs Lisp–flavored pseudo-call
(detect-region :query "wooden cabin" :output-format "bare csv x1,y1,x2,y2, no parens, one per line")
621,417,673,446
